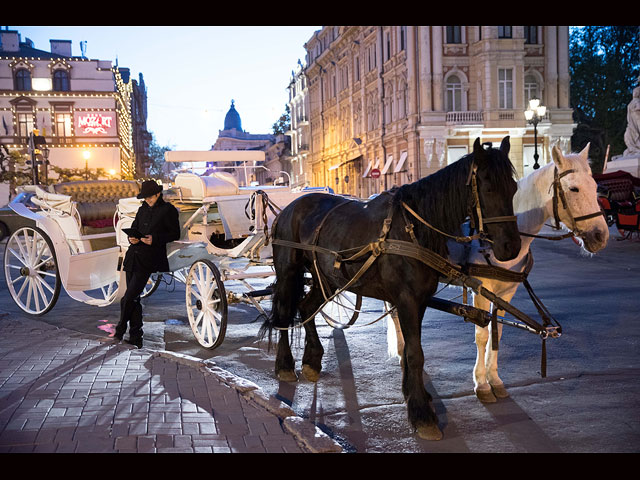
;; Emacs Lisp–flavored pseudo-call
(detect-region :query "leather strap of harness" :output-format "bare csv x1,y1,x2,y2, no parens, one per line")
466,251,534,283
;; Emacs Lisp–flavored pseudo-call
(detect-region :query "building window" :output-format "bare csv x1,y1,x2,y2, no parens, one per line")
53,70,70,91
366,43,377,72
54,106,73,143
498,26,512,38
17,112,34,142
524,74,540,104
400,26,406,50
446,26,462,44
385,32,391,61
15,69,32,91
446,75,463,111
498,68,513,109
524,26,538,44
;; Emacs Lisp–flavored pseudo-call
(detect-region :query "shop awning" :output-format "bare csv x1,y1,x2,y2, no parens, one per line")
362,159,373,177
381,155,394,174
393,152,408,173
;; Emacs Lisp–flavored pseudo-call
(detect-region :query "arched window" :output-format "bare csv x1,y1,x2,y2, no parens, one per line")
524,74,540,104
446,74,462,111
53,70,70,91
15,69,31,91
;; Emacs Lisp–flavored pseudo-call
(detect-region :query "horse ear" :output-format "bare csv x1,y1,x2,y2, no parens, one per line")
551,145,564,168
499,136,511,156
473,138,486,163
579,142,590,161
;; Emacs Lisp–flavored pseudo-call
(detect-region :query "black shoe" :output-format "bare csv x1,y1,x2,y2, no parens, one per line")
125,337,143,349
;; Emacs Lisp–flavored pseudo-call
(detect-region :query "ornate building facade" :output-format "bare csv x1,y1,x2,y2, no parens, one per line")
0,28,147,180
286,60,310,188
300,26,574,197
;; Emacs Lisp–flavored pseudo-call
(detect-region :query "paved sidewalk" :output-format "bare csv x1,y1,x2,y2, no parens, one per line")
0,312,342,453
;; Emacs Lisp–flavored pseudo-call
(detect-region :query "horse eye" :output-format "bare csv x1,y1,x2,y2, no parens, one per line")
570,187,579,193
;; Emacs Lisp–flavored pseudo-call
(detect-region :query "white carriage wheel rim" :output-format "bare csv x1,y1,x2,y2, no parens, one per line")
4,227,59,315
186,261,225,348
321,290,360,327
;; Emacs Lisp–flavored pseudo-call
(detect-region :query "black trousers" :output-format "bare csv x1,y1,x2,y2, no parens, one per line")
116,270,152,340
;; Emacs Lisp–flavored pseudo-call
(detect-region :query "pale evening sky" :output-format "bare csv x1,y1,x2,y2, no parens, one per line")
11,26,321,151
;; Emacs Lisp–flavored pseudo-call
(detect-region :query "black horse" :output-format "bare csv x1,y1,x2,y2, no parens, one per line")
261,137,521,440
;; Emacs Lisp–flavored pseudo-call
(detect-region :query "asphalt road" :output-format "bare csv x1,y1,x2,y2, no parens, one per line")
1,225,639,453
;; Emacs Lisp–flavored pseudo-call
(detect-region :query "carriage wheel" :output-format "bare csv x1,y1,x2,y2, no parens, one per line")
185,259,228,349
140,273,163,298
3,226,61,316
321,290,363,329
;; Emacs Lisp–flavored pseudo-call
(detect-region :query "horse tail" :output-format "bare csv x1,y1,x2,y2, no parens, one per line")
259,261,306,348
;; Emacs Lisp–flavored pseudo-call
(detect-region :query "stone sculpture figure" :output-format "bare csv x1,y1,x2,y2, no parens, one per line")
623,85,640,156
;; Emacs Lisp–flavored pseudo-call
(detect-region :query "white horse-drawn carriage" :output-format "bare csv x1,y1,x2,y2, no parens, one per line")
3,150,357,349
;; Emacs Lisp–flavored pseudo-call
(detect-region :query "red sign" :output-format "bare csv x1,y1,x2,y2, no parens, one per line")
370,168,381,178
74,112,117,136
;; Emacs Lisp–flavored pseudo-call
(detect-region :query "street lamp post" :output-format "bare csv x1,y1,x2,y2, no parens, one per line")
524,98,547,170
83,150,91,180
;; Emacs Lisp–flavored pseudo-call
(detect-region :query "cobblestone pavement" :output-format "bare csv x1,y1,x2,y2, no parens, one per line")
0,314,342,453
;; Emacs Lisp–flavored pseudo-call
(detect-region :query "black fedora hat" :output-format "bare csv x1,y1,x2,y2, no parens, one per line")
137,180,163,199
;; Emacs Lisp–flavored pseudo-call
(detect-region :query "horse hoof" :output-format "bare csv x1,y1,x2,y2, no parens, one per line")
491,383,509,399
277,370,298,382
301,364,320,383
417,423,443,441
475,386,497,403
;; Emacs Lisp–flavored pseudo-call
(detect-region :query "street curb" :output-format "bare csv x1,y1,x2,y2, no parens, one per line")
153,350,343,453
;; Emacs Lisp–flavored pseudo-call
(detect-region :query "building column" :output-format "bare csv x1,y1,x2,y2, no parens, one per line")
418,26,433,115
432,26,444,112
557,26,570,109
545,26,558,109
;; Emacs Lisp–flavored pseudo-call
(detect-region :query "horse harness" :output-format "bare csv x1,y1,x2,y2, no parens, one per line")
269,164,553,342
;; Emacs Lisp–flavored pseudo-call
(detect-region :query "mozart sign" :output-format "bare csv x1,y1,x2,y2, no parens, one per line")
74,112,117,136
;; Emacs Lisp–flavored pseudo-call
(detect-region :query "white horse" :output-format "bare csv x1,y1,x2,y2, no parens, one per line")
387,143,609,403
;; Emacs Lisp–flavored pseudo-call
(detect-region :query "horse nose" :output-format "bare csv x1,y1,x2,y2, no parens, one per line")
594,230,604,244
586,227,609,252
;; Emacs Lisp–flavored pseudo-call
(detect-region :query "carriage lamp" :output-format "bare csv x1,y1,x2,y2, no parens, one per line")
525,99,547,170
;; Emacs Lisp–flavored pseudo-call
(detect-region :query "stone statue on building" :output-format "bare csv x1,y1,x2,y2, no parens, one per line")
623,85,640,156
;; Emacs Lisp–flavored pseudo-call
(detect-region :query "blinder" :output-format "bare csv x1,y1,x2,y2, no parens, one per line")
466,161,517,241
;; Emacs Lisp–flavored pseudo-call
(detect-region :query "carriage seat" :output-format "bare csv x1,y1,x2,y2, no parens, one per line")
170,172,239,201
50,180,141,249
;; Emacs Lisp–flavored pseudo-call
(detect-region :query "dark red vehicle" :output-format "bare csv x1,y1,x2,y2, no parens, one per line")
594,169,640,240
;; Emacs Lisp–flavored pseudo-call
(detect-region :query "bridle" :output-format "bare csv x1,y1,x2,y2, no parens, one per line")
521,166,605,241
466,162,518,241
401,161,517,245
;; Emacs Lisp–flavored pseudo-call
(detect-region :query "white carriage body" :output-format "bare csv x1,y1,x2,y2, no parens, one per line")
4,149,345,347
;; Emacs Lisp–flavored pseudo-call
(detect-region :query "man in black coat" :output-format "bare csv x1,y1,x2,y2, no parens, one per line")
114,180,180,348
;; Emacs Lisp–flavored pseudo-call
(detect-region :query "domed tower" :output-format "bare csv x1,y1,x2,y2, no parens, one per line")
223,99,242,132
212,99,274,152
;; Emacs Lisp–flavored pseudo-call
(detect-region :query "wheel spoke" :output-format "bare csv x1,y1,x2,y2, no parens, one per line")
33,255,54,270
34,274,55,295
6,247,27,268
33,276,50,308
15,276,29,298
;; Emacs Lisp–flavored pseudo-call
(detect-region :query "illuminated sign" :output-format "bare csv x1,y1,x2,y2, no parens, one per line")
74,112,116,136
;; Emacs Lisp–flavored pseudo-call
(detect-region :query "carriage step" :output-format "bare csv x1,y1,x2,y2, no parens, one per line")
243,288,273,298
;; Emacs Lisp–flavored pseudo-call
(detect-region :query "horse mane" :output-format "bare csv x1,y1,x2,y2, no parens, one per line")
393,146,516,256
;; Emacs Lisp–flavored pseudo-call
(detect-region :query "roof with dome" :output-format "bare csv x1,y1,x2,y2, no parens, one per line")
223,100,243,131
